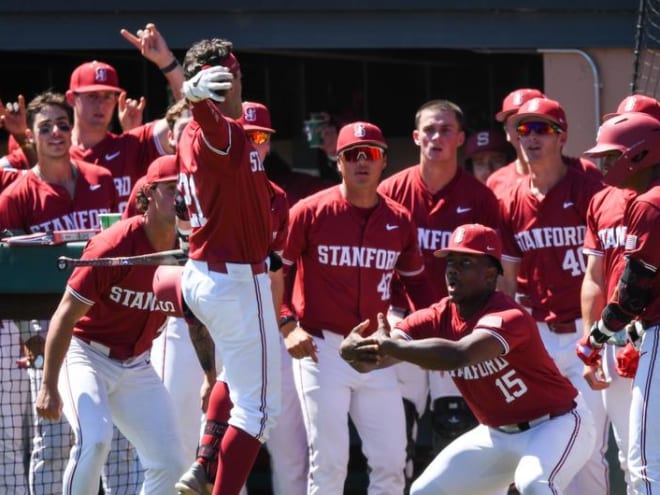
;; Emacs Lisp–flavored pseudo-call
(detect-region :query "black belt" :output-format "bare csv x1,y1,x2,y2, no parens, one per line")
495,401,576,434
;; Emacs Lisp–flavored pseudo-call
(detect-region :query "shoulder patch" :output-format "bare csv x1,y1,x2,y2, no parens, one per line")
476,315,503,328
625,234,638,251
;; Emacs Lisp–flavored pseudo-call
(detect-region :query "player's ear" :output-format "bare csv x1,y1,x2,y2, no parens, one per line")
457,130,465,147
412,129,420,146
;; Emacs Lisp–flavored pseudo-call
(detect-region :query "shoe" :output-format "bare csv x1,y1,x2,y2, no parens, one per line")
175,461,213,495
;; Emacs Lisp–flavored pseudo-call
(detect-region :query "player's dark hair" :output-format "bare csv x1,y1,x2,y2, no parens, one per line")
136,185,156,214
415,99,464,131
183,38,234,80
26,91,73,129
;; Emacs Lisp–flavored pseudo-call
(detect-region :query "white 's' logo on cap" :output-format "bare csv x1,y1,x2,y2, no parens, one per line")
454,227,465,244
513,92,524,106
245,107,257,122
528,98,541,112
354,124,366,138
95,67,108,83
477,132,490,147
624,97,638,112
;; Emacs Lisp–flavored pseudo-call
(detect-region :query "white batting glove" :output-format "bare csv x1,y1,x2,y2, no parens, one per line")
182,66,233,103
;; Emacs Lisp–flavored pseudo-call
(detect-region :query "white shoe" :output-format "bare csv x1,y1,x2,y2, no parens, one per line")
175,461,212,495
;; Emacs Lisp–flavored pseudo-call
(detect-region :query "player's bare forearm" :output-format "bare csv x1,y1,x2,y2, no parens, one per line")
581,255,606,334
188,320,217,378
380,338,466,371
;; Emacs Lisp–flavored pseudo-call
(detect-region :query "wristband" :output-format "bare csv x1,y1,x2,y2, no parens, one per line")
279,315,297,329
160,58,180,75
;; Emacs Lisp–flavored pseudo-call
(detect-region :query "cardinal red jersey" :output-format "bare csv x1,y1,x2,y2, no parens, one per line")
177,101,272,264
395,291,577,427
620,179,660,326
0,159,118,232
501,166,604,323
583,185,637,298
2,149,30,169
487,156,602,203
66,216,175,359
378,166,500,306
69,122,164,212
270,181,289,254
281,186,426,337
0,168,26,193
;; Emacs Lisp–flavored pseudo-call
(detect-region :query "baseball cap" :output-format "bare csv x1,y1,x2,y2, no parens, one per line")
144,155,178,185
68,61,123,94
434,224,503,274
513,97,567,131
336,121,387,154
603,94,660,122
237,101,276,133
495,88,546,122
464,129,513,160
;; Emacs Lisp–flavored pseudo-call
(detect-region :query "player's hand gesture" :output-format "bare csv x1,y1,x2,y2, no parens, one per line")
117,92,146,132
120,22,173,69
0,95,29,139
581,363,610,391
35,384,63,421
182,66,233,103
283,325,318,363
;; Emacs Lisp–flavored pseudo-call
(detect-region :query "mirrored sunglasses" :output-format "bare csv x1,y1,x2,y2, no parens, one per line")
246,130,271,145
339,146,384,162
516,121,563,137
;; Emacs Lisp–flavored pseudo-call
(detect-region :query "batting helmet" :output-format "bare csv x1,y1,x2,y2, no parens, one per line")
584,112,660,186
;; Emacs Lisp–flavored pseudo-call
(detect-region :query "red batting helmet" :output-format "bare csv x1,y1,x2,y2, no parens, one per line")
495,88,546,123
584,112,660,186
152,265,185,318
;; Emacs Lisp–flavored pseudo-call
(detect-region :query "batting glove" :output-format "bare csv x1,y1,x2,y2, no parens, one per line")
627,320,646,350
615,342,640,378
576,334,602,367
182,66,233,103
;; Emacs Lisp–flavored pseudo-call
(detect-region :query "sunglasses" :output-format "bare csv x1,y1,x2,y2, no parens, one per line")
516,121,563,137
246,130,271,145
37,122,72,135
339,146,384,162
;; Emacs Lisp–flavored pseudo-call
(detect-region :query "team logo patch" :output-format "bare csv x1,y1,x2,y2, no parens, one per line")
245,107,257,122
354,124,366,138
625,234,638,251
476,315,503,328
454,227,466,243
95,67,109,83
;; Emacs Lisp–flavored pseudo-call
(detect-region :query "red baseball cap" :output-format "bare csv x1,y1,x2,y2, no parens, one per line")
513,97,568,131
336,121,387,154
69,61,123,94
434,224,503,273
237,101,276,133
464,129,513,160
144,155,178,185
603,94,660,122
495,88,546,123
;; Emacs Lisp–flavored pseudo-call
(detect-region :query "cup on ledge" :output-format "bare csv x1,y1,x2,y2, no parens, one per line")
98,213,122,231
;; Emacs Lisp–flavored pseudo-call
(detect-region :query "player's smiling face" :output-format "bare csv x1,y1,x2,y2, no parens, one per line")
72,91,118,130
32,105,72,159
414,108,464,165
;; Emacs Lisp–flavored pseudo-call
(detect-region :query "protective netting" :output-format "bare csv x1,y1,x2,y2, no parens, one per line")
632,0,660,97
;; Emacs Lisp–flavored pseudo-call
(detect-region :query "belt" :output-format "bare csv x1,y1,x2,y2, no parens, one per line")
77,337,131,361
207,260,267,276
547,320,577,334
496,401,576,434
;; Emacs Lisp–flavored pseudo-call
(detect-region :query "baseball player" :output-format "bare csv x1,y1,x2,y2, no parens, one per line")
575,111,660,495
574,98,660,494
463,128,513,184
377,99,501,476
487,88,602,202
339,223,597,495
279,121,435,495
34,154,187,494
0,91,120,495
498,97,609,495
175,39,281,495
1,23,183,213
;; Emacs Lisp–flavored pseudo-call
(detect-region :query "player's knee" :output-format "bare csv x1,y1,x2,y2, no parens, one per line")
410,477,451,495
430,396,478,445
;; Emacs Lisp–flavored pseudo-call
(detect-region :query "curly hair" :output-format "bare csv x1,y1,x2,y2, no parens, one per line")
183,38,235,80
135,184,156,214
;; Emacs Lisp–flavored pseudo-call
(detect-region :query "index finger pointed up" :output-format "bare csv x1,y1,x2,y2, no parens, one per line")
120,28,141,49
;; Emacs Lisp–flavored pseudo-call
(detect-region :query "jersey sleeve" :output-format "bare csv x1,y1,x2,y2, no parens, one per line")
582,194,603,257
395,304,441,340
624,198,660,270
